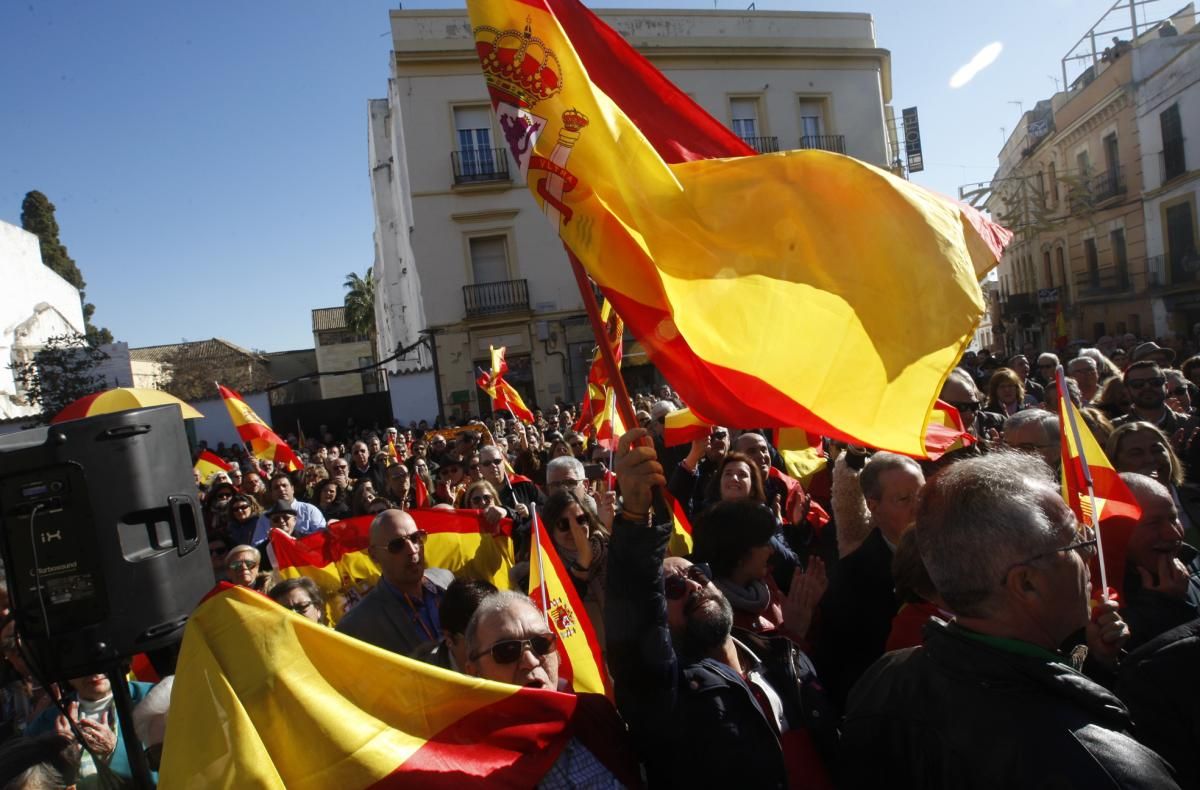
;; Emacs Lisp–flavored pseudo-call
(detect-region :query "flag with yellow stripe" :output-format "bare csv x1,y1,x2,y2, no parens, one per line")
218,384,303,471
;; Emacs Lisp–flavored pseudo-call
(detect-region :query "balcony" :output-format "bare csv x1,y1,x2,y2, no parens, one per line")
1074,264,1131,298
1068,166,1126,212
740,136,779,154
799,134,846,154
451,148,510,185
463,279,529,318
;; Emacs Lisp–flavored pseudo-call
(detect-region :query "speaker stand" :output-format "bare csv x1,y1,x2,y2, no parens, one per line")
105,667,155,790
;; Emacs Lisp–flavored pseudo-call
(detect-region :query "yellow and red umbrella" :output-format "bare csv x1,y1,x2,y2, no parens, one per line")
51,387,204,424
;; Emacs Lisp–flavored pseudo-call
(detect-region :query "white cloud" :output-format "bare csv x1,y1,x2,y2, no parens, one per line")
949,42,1004,88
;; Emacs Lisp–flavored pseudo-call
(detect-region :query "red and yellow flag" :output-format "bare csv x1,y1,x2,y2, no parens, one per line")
922,400,977,461
662,407,711,448
574,299,627,450
194,450,232,482
1055,371,1139,596
774,428,827,489
159,584,582,788
476,346,534,424
271,511,515,625
666,496,695,558
217,384,303,471
527,516,608,696
465,0,1011,457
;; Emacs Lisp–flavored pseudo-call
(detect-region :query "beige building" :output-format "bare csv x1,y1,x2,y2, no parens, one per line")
371,8,899,420
312,307,383,400
979,3,1197,352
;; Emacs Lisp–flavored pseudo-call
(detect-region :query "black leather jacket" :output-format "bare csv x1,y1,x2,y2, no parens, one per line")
606,517,834,787
840,619,1179,789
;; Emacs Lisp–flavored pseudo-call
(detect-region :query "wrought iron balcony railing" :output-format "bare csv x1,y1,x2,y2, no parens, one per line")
799,134,846,154
451,148,510,185
463,279,530,318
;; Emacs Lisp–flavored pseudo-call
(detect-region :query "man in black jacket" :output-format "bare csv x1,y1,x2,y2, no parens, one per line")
841,452,1177,789
606,429,835,788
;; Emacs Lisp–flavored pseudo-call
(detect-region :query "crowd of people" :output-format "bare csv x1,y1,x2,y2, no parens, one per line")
2,332,1200,787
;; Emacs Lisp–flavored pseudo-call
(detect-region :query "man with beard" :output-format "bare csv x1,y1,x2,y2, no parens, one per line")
606,428,835,787
1115,361,1187,434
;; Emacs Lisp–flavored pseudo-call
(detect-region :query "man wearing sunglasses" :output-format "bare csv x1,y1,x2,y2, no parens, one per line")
840,452,1177,788
1115,361,1188,434
335,509,454,656
606,428,834,788
939,368,1004,439
463,591,640,787
477,445,542,550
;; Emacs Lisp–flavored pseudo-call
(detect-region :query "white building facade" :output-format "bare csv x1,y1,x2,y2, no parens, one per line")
371,8,897,420
0,220,86,421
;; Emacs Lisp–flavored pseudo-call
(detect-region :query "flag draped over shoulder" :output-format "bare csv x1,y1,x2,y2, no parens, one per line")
477,346,534,424
1055,372,1140,596
527,516,608,695
159,584,578,789
466,0,1012,457
271,512,515,624
194,450,232,482
574,299,627,450
218,384,303,471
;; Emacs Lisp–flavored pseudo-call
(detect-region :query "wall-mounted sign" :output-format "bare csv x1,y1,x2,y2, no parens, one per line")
902,107,924,173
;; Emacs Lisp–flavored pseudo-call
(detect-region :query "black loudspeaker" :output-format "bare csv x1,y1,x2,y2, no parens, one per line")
0,405,213,679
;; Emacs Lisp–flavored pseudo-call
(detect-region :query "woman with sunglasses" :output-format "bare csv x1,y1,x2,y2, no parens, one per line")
460,479,502,514
542,490,610,644
224,545,268,592
202,482,238,534
267,577,329,626
225,494,263,548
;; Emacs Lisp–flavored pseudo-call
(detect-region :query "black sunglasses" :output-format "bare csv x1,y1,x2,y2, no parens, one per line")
372,531,428,553
664,563,712,600
471,634,556,664
947,400,981,414
1128,377,1166,389
556,514,589,532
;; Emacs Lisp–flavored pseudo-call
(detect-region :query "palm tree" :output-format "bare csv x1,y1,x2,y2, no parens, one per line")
343,269,376,339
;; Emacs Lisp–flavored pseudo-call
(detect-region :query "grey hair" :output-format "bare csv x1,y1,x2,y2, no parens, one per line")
1067,356,1097,373
546,455,584,481
224,544,261,566
1037,352,1060,367
464,590,541,657
1078,348,1121,379
944,368,980,397
1002,408,1060,445
1118,471,1170,503
859,452,923,501
916,451,1068,618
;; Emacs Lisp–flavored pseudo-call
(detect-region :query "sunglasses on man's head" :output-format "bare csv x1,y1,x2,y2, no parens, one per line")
470,634,557,664
664,563,712,600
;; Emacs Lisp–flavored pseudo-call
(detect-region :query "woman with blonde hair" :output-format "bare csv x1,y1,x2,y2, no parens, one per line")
984,367,1026,417
1105,421,1184,486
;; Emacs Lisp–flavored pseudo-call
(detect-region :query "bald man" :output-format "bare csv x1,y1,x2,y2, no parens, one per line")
335,509,454,656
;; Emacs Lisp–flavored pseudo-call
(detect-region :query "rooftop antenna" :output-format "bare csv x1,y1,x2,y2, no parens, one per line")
1000,126,1007,144
1048,74,1061,92
1008,100,1024,116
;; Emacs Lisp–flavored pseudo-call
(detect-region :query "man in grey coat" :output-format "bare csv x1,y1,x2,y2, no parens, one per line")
336,508,453,656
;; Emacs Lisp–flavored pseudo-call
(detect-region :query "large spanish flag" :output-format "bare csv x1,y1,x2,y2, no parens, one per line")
271,511,515,625
1054,369,1139,596
466,0,1011,457
159,584,583,788
527,516,608,695
218,384,303,471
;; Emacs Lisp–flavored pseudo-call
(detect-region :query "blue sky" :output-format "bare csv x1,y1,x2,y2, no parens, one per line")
2,0,1109,352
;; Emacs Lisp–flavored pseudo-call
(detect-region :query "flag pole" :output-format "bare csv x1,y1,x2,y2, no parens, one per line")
530,503,550,627
605,393,618,492
1056,366,1110,599
566,248,637,430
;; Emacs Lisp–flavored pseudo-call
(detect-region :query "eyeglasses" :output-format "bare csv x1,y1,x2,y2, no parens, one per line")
1128,377,1166,390
664,563,713,600
547,478,583,490
469,494,494,506
1000,526,1097,584
232,503,251,511
215,493,233,500
229,559,258,571
556,514,589,532
287,600,316,615
480,458,504,467
947,400,982,414
209,547,227,556
568,441,584,448
470,634,557,664
373,531,429,552
710,431,728,440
